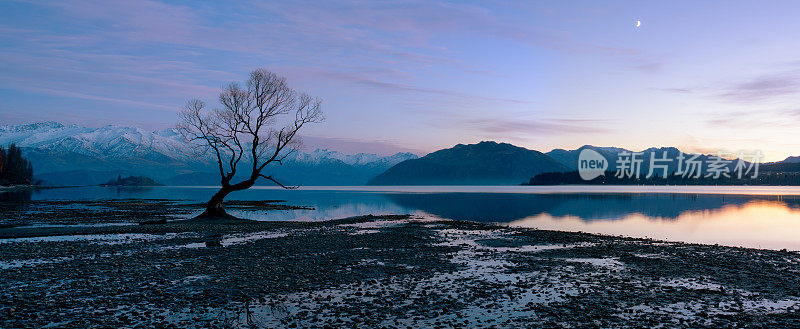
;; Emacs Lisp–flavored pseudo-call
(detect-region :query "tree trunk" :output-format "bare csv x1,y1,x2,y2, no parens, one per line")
196,186,236,219
195,178,257,219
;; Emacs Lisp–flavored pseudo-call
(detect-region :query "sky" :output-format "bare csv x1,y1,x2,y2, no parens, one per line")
1,0,800,160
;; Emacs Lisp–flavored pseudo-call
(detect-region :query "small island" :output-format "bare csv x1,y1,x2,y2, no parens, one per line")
101,175,163,187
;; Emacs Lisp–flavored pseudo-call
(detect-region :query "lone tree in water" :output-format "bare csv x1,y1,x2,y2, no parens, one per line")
177,69,323,219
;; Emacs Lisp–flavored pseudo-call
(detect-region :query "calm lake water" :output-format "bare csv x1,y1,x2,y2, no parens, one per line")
7,185,800,250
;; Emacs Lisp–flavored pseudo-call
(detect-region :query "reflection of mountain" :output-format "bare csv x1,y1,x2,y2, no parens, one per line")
19,186,414,221
216,189,413,221
384,193,800,222
12,185,800,224
384,193,558,222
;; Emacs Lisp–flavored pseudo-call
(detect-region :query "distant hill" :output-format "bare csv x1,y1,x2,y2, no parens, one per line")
546,145,628,170
546,145,746,176
760,162,800,173
532,146,800,185
367,141,569,185
0,122,418,186
780,156,800,164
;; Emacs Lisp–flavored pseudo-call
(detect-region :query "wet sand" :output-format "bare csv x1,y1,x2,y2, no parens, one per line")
1,199,800,328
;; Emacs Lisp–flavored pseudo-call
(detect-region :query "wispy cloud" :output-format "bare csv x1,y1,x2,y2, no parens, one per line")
20,86,177,111
632,61,663,72
660,65,800,105
782,108,800,117
317,71,533,104
2,0,554,115
704,109,800,129
718,72,800,103
656,88,692,93
0,0,658,113
464,117,611,135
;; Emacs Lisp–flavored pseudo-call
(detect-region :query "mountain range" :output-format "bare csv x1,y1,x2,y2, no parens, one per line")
369,143,798,185
368,141,568,185
0,122,417,186
546,145,744,175
2,122,798,186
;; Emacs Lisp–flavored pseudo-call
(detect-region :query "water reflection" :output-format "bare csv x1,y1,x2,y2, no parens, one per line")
5,186,800,249
0,189,34,202
387,192,800,249
110,186,156,197
386,193,800,222
506,200,800,250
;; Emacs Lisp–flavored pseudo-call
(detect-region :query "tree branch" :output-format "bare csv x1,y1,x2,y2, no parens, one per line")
177,68,323,196
258,174,298,189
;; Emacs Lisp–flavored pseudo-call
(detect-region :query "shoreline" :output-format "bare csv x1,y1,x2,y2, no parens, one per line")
1,214,795,254
2,209,800,327
0,196,797,252
11,184,800,195
0,184,81,192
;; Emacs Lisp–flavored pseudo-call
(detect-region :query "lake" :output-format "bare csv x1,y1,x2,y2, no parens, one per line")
6,185,800,250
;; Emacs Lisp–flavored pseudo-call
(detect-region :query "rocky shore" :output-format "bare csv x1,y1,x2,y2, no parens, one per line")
1,199,800,328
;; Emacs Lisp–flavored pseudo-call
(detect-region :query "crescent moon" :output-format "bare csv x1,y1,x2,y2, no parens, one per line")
636,20,641,28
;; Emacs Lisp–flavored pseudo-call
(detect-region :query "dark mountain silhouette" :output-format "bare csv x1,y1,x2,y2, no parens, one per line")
531,146,800,185
367,141,569,185
546,145,748,177
781,156,800,163
760,162,800,173
547,145,627,170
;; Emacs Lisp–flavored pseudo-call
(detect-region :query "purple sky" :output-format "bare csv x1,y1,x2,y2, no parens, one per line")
2,1,800,160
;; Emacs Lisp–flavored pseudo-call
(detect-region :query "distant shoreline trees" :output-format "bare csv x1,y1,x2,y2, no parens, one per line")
0,144,34,186
524,170,800,186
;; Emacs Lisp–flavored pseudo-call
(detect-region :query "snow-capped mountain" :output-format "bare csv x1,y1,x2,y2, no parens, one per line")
0,122,199,162
295,149,417,166
0,122,418,186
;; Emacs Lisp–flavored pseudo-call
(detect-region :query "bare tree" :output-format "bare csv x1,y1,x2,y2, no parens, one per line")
177,69,323,219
